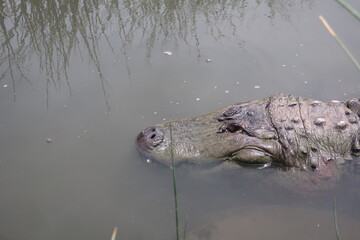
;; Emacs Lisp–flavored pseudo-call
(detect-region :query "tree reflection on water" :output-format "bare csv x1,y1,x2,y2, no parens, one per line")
0,0,314,104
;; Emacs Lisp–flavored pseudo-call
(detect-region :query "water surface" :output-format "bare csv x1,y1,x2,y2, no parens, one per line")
0,0,359,239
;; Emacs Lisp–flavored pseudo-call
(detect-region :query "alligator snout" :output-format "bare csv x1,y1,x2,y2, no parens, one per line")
136,126,164,150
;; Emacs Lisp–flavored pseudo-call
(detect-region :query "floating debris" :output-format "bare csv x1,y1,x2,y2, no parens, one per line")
46,138,53,143
163,51,172,56
206,58,212,63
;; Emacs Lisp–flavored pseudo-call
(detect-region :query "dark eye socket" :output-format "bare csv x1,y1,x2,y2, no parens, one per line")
226,124,242,133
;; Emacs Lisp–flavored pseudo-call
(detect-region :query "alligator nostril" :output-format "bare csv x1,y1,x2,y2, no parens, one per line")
137,126,165,150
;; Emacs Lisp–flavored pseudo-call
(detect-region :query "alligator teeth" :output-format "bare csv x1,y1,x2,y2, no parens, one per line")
314,118,326,126
288,102,297,107
330,100,341,103
336,121,347,130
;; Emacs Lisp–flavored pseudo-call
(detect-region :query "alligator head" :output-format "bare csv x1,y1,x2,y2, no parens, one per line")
136,94,360,173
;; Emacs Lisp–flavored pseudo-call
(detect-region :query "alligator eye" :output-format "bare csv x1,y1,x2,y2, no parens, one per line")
226,124,242,133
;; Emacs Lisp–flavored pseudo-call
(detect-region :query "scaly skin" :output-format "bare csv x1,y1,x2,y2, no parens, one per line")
136,94,360,181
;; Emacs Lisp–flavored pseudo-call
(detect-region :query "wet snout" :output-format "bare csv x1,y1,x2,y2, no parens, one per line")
136,126,164,151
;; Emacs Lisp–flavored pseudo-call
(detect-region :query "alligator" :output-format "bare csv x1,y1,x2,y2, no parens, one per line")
136,94,360,186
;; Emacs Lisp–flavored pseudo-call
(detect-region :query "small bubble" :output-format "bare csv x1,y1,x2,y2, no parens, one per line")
282,64,286,67
214,86,218,89
146,159,151,163
196,98,200,101
300,43,304,47
236,82,240,84
225,90,229,93
154,112,157,115
3,85,8,88
254,85,260,89
304,81,308,84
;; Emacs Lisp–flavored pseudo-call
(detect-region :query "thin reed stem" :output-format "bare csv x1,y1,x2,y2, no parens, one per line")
111,227,118,240
336,0,360,21
169,123,180,240
333,197,341,240
319,15,360,72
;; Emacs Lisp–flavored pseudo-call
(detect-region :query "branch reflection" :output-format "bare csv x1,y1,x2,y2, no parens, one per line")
0,0,313,104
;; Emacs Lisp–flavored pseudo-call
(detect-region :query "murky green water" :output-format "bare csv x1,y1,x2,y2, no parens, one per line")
0,0,359,239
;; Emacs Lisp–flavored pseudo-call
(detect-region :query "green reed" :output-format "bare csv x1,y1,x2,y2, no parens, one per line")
169,123,180,240
336,0,360,21
319,15,360,72
333,197,341,240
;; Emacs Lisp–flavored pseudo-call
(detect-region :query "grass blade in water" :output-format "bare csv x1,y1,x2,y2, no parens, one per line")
111,227,118,240
170,123,180,240
319,15,360,72
333,197,341,240
183,214,188,240
336,0,360,21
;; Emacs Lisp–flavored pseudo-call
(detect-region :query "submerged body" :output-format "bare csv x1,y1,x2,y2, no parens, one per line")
136,94,360,185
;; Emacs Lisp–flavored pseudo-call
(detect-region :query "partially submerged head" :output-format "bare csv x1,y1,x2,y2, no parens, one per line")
136,105,282,167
